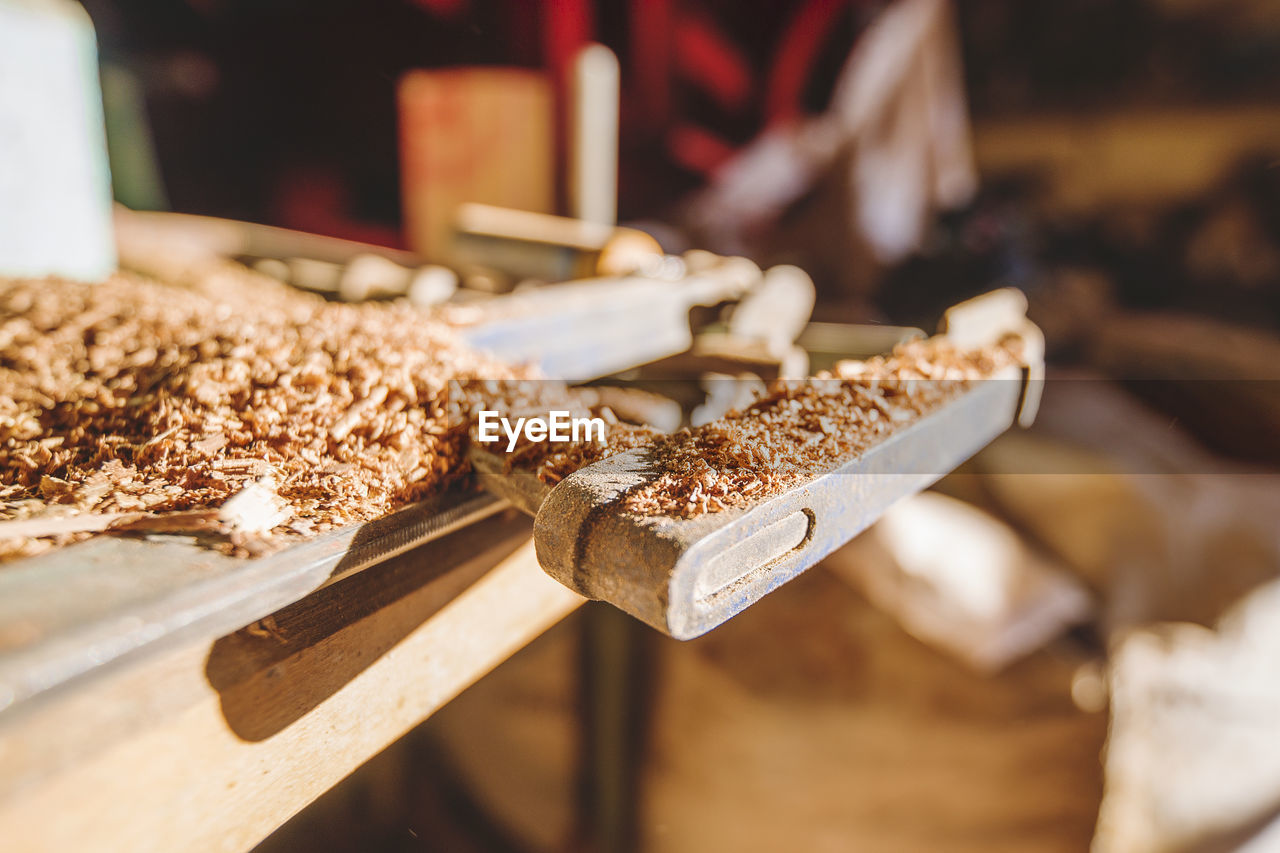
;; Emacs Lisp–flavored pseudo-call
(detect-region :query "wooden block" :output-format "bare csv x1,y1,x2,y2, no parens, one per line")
399,69,555,260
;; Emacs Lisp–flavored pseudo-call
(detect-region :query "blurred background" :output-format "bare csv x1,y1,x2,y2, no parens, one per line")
17,0,1280,850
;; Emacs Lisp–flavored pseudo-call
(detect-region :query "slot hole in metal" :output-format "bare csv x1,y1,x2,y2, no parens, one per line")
694,509,815,604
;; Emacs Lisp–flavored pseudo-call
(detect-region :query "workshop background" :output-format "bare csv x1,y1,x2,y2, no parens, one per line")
58,0,1280,850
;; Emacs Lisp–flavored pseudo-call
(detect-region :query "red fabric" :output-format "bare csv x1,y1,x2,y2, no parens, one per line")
673,12,753,113
542,0,595,213
629,0,673,128
667,123,736,175
766,0,850,124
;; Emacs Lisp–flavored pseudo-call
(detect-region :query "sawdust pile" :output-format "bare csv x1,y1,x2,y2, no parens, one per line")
0,270,530,561
532,337,1025,518
621,337,1023,517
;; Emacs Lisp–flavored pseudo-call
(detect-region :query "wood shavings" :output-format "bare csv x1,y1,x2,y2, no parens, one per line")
619,336,1024,518
0,269,531,561
519,336,1025,519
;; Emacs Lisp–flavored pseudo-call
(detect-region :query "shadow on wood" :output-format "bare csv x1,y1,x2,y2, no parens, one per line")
205,511,531,741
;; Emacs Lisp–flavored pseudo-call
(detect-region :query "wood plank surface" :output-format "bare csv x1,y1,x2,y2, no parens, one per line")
0,511,583,852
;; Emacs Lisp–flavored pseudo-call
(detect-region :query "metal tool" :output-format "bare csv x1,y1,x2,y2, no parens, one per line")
476,289,1044,639
453,273,745,380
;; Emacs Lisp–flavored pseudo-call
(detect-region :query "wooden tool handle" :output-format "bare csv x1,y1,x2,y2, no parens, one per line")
940,287,1029,349
940,288,1044,427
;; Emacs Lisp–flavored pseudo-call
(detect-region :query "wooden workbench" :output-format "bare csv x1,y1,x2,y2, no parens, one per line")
0,510,583,852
